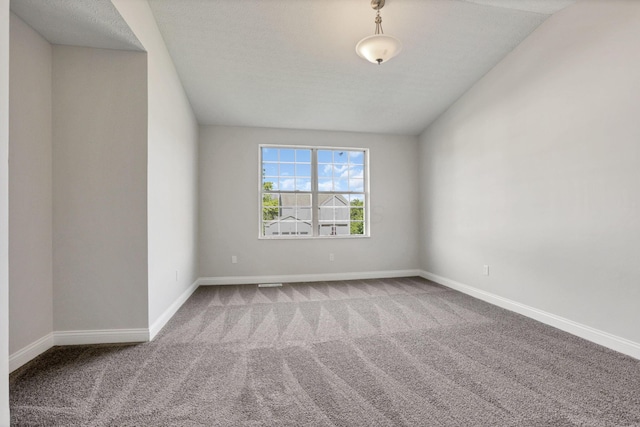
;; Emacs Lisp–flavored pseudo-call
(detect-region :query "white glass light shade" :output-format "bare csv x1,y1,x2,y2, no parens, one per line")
355,34,402,64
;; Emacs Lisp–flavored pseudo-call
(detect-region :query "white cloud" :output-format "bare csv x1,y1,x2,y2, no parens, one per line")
334,164,349,176
318,180,333,191
339,165,363,180
349,179,364,192
348,151,364,163
279,178,295,191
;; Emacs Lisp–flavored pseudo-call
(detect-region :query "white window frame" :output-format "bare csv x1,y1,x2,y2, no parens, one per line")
258,144,370,239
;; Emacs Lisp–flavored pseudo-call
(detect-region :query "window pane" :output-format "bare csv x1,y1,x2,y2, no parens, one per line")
296,207,312,221
334,207,349,221
262,178,277,191
279,163,295,177
262,207,280,221
336,224,350,235
262,148,278,162
318,164,332,178
318,178,332,192
280,149,295,162
334,195,349,207
296,221,312,235
295,149,311,162
350,221,364,235
262,193,280,218
278,219,311,236
334,178,348,191
278,177,295,191
349,178,364,192
263,221,279,236
319,206,334,221
262,163,278,177
348,151,364,165
349,165,364,179
296,163,311,177
334,152,348,164
279,194,295,208
295,193,311,206
319,224,333,236
295,178,311,191
319,194,336,207
350,207,364,221
333,164,348,178
350,195,365,205
318,150,332,163
279,220,297,235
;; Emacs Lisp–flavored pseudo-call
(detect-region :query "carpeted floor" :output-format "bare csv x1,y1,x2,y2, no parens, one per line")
9,277,640,426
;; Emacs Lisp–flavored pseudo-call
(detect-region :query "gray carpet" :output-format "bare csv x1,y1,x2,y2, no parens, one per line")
9,277,640,426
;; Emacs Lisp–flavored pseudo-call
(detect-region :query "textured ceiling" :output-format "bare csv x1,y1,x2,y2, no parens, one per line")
148,0,575,135
10,0,576,136
10,0,143,51
462,0,576,14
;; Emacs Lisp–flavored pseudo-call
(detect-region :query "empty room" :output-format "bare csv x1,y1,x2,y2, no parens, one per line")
1,0,639,425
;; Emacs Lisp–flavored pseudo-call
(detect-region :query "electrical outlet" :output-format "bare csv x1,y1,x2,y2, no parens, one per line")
329,253,335,262
483,265,490,276
232,255,238,264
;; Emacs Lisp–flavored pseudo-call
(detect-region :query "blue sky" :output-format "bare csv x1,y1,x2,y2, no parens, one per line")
262,148,365,193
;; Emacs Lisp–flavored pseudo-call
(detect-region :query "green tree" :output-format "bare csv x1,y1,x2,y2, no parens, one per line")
262,181,279,221
350,199,364,235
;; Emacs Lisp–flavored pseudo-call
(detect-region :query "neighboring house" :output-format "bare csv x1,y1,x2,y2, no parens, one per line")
264,194,350,236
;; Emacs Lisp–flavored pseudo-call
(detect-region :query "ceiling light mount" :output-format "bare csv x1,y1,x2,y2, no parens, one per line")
356,0,402,65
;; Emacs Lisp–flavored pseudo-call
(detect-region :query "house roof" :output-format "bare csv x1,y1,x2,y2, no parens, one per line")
276,193,349,207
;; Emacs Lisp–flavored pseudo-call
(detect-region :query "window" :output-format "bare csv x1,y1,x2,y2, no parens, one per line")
260,145,369,238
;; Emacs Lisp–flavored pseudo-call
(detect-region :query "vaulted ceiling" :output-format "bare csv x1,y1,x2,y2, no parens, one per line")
12,0,576,135
146,0,575,135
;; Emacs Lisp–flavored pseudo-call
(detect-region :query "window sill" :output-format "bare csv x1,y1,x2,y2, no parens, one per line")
258,235,370,241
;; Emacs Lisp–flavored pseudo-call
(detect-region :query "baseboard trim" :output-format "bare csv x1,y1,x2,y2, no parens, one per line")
198,269,422,286
9,328,150,373
9,333,54,372
420,270,640,360
53,328,149,346
149,280,199,340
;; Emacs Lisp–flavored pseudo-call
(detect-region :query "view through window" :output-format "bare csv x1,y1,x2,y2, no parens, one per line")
260,146,368,238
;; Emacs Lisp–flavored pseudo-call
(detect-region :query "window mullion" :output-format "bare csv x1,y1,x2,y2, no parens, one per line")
311,149,319,236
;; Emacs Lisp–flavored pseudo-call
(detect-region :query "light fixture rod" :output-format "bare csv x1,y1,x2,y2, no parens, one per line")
375,11,383,35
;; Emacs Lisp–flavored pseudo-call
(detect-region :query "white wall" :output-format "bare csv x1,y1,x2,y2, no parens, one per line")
1,0,10,422
419,0,640,345
52,45,148,331
199,125,419,280
9,13,53,355
112,0,199,333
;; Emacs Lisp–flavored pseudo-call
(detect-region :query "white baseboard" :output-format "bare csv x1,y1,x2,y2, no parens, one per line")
420,270,640,360
149,280,199,340
9,328,150,373
53,328,149,346
10,281,203,372
9,333,54,372
198,269,422,286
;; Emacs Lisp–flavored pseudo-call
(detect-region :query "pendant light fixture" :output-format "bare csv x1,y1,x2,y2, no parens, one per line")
355,0,402,65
